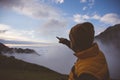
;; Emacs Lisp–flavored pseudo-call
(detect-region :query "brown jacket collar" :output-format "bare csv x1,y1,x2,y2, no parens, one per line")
74,43,99,59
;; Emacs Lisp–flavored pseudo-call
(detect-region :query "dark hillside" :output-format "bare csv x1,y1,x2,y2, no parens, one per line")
0,54,68,80
95,24,120,79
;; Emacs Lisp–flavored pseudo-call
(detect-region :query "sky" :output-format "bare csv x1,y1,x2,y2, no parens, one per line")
0,0,120,43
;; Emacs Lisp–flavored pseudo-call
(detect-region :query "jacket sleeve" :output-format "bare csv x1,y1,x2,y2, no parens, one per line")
77,73,98,80
61,39,71,48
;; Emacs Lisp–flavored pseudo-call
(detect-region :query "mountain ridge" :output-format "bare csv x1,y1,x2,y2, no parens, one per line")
95,24,120,79
95,24,120,52
0,42,38,54
95,24,120,42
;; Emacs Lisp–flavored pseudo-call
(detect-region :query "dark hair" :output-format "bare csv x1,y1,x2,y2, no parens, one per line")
69,22,95,52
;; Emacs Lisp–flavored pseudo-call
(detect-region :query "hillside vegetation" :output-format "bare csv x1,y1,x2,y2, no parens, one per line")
0,54,68,80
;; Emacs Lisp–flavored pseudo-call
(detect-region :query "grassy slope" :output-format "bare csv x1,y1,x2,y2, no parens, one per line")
0,54,68,80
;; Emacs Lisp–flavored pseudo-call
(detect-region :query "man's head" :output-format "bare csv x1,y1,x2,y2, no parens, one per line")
69,22,95,52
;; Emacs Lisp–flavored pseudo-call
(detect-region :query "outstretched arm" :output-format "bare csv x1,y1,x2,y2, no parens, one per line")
56,36,71,48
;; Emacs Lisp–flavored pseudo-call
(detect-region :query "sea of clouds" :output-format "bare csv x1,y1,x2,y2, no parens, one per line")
4,42,120,79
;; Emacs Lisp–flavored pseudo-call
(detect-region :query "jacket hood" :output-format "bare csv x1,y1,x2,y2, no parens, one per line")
69,22,95,52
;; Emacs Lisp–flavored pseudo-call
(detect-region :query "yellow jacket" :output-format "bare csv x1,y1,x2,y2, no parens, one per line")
69,43,110,80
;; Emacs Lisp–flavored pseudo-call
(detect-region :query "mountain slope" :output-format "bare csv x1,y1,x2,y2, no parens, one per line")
95,24,120,55
95,24,120,79
95,24,120,51
0,54,68,80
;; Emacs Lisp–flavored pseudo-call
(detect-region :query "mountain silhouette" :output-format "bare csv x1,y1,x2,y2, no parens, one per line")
0,42,38,54
95,24,120,55
95,24,120,52
95,24,120,79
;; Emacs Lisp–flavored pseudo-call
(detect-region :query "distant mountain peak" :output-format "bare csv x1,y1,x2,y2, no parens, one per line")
96,24,120,41
104,24,120,32
0,42,38,55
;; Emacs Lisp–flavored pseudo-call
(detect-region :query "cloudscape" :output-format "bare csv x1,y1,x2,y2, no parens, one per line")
0,0,120,80
0,0,120,43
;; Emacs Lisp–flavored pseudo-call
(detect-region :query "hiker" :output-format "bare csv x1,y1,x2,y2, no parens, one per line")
57,22,110,80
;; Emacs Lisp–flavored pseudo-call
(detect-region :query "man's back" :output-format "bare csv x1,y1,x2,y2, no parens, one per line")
69,43,110,80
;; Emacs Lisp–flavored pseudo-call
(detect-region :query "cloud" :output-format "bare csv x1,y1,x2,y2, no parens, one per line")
0,0,68,43
83,6,87,10
88,0,95,8
54,0,64,4
92,13,120,25
73,14,90,23
100,13,120,25
73,13,120,25
0,30,8,34
80,0,87,3
0,0,61,19
92,14,101,20
80,0,95,10
43,19,67,29
73,14,83,23
0,24,10,31
0,24,10,34
37,18,68,42
0,24,37,41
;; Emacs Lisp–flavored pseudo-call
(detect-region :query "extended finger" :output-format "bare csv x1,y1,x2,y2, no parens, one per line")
56,36,60,40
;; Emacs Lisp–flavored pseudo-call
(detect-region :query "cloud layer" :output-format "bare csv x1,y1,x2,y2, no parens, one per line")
54,0,64,4
0,0,68,42
73,13,120,25
0,0,60,19
37,18,68,42
0,24,36,41
1,0,120,43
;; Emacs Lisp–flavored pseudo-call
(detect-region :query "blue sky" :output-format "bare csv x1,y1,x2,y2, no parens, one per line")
0,0,120,43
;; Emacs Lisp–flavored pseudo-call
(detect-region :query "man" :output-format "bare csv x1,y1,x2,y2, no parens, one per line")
57,22,110,80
